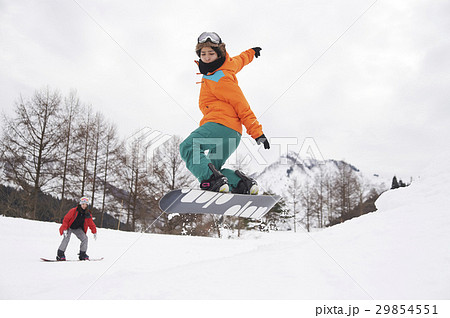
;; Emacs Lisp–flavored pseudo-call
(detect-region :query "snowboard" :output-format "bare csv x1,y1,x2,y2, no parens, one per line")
159,188,281,219
40,257,104,262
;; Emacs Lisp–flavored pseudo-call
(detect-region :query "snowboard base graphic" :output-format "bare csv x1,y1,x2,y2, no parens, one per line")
159,188,281,219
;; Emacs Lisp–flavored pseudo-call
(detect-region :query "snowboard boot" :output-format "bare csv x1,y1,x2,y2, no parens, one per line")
232,170,259,195
200,163,229,193
79,251,89,261
56,249,66,261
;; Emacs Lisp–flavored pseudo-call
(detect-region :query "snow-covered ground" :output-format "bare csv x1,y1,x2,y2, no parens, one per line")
1,161,449,302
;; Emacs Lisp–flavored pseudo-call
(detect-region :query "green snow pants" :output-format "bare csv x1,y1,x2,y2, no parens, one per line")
180,122,242,189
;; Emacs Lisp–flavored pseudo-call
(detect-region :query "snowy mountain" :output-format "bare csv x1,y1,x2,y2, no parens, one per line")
254,151,388,196
1,156,449,300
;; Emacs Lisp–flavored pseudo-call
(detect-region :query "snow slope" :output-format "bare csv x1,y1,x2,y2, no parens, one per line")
1,163,449,300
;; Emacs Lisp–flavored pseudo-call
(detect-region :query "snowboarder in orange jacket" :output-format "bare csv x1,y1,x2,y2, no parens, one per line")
180,32,270,194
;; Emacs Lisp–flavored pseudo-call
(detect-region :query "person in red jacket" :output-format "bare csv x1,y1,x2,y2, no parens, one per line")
180,31,270,194
57,197,97,261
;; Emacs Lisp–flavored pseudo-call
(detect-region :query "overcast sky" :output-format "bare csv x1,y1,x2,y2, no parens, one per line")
1,0,449,180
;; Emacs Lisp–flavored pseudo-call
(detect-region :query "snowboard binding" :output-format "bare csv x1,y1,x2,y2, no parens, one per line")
200,163,230,193
232,170,259,195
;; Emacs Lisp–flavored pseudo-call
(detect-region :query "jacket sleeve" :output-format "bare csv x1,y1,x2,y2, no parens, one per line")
87,214,97,234
231,49,255,73
213,77,263,139
59,209,74,235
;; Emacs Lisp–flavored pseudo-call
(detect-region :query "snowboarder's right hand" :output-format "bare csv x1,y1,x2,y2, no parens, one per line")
63,230,68,238
255,134,270,149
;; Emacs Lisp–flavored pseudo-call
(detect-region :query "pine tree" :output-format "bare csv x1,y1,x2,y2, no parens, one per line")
263,192,288,231
391,176,400,189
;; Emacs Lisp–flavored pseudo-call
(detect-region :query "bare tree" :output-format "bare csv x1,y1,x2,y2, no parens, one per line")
58,90,81,220
287,176,301,232
151,135,197,235
118,134,157,231
78,105,94,196
151,135,193,192
99,122,123,227
332,162,360,224
0,88,63,219
312,170,327,228
324,174,335,226
300,179,315,232
90,112,107,207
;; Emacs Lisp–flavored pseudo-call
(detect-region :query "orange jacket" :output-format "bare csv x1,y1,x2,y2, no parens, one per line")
197,49,263,139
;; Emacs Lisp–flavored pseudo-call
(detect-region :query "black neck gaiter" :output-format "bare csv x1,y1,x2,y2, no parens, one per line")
198,56,226,75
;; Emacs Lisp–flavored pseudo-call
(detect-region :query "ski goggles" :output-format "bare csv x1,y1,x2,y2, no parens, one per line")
197,32,222,44
80,197,90,205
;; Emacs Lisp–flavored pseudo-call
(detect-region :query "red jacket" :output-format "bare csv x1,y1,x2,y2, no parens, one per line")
59,206,97,235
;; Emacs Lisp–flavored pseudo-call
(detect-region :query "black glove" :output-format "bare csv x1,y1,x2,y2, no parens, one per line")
255,134,270,149
252,47,262,58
